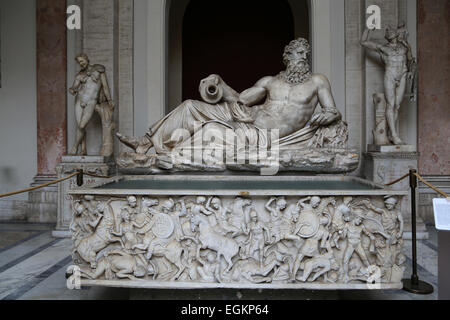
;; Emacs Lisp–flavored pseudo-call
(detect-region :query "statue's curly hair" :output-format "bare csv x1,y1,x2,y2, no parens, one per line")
283,38,311,65
75,53,89,62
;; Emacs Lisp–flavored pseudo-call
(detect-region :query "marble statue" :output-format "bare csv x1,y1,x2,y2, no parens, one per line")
372,93,390,145
69,53,115,157
116,38,359,173
69,194,405,287
361,24,416,146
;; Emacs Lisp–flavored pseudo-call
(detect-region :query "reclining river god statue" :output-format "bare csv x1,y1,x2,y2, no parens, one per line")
117,38,359,174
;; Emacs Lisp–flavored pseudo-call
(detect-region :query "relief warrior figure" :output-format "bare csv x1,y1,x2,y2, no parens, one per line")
70,201,103,240
291,212,331,282
69,53,115,156
361,196,403,246
241,210,271,267
134,199,187,280
196,252,222,283
360,25,415,145
266,197,300,244
117,38,345,157
205,197,237,236
339,211,391,283
297,241,339,283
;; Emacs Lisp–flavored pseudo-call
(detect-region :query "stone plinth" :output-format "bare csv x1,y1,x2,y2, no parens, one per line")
27,176,58,223
53,156,113,238
368,145,416,153
364,151,429,239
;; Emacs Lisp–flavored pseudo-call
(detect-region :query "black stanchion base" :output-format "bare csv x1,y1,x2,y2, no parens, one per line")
402,278,434,295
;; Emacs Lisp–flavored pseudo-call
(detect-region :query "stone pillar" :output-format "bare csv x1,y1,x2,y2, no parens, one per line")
344,0,365,175
417,0,450,224
28,0,67,223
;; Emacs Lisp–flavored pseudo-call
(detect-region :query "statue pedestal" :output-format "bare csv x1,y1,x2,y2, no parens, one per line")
368,144,416,153
364,150,429,240
53,156,113,238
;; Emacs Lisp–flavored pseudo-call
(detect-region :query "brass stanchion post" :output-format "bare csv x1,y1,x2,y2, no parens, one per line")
402,169,434,294
77,170,84,187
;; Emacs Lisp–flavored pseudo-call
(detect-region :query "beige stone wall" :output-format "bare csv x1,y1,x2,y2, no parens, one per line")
0,0,37,207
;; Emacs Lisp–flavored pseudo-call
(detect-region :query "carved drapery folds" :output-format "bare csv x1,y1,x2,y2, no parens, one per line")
70,195,405,286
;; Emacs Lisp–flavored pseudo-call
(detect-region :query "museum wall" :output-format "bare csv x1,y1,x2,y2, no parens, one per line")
417,0,450,224
0,0,37,220
418,0,450,176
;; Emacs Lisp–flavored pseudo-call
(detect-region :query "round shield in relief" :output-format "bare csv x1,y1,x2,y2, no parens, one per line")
152,214,174,239
296,210,320,238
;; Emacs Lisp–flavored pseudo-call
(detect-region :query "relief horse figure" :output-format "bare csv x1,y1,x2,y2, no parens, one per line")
191,214,239,273
74,201,122,268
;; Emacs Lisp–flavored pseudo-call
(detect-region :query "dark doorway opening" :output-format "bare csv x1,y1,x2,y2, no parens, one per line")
182,0,302,101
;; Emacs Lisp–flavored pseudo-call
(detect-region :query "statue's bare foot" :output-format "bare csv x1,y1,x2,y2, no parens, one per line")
392,136,404,145
68,147,78,156
116,133,153,154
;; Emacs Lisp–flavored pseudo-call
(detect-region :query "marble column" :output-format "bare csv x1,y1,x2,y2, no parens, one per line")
28,0,67,223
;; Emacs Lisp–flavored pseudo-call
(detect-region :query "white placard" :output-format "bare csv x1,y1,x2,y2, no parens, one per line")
433,198,450,231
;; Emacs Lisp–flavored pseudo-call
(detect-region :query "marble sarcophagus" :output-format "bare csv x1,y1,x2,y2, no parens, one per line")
67,175,407,290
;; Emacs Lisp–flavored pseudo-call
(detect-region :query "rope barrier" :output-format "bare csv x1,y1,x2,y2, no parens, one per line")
0,170,112,199
384,173,410,186
414,172,449,199
385,171,449,199
0,171,81,199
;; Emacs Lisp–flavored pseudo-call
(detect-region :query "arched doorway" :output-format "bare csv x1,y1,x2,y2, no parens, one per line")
137,0,343,135
181,0,305,102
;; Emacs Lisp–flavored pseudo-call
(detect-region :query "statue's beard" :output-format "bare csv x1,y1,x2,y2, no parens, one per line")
282,60,311,84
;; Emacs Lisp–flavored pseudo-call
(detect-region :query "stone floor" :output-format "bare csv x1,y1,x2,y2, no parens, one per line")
0,222,438,300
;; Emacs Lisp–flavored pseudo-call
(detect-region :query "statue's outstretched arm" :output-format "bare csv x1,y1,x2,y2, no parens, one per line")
239,76,272,107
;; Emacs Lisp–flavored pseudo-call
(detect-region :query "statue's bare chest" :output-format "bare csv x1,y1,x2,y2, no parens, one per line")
382,45,407,62
267,79,316,105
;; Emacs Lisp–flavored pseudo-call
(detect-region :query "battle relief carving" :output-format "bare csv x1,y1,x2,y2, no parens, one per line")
70,195,405,286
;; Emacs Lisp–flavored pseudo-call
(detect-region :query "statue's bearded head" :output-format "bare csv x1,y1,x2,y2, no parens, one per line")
282,38,312,84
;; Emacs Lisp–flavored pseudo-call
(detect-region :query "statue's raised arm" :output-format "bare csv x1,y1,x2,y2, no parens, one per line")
360,28,382,52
